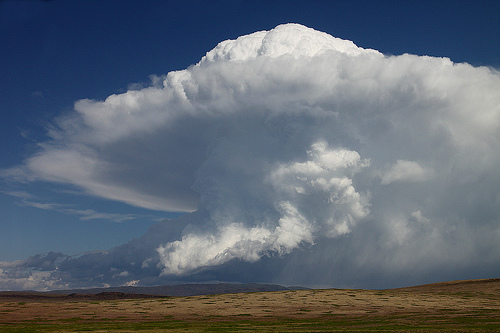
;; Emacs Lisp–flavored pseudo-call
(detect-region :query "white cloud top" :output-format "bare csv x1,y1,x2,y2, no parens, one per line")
201,23,378,63
2,24,500,289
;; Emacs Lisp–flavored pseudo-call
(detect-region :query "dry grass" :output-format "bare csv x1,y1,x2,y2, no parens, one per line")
1,279,499,332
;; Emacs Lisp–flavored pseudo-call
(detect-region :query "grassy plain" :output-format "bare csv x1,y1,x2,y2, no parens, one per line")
1,278,499,332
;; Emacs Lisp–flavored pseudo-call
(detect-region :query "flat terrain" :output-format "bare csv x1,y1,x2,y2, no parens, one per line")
1,278,499,332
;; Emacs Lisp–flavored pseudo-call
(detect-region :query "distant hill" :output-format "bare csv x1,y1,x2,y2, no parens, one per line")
49,283,302,297
3,279,499,302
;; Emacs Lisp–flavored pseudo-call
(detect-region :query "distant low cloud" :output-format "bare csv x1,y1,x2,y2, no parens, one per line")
2,24,500,290
0,252,69,291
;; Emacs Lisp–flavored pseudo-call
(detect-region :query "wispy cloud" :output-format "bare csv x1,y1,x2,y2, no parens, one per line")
61,208,136,223
6,192,147,223
31,90,44,98
1,190,34,200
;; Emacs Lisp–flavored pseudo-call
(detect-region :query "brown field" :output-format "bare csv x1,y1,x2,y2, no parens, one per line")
1,278,499,332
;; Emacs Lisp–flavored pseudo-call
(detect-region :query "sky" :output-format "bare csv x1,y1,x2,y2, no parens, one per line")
1,0,500,291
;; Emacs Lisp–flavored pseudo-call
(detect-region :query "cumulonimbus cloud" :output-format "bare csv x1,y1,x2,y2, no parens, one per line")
2,24,500,289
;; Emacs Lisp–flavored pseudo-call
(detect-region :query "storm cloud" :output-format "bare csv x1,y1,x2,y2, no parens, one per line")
2,24,500,290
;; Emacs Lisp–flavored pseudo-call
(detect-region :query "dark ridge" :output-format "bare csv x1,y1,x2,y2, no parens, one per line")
286,285,310,290
0,291,164,301
48,283,294,297
0,283,299,301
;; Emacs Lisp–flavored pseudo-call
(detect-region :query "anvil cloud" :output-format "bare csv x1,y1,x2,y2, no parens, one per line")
2,24,500,290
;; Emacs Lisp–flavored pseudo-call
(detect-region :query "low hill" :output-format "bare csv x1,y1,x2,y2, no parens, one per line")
392,278,500,293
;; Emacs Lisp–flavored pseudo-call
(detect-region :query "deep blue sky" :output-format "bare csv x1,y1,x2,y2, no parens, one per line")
1,0,499,262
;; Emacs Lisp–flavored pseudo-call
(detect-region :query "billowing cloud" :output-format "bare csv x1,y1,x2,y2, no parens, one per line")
158,141,369,275
2,24,500,290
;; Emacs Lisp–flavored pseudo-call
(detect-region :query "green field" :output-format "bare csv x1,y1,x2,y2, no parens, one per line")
1,279,499,332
